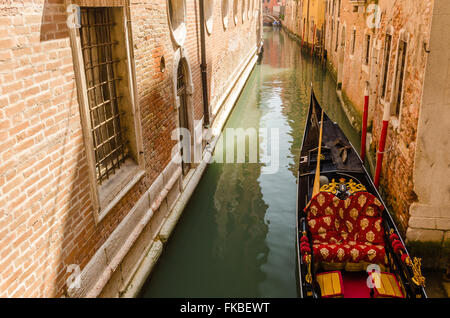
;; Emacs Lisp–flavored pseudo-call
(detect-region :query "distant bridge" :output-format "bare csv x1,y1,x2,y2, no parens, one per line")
263,14,280,24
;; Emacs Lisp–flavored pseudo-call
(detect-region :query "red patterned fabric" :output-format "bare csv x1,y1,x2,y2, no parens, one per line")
342,243,365,263
308,216,339,243
305,190,387,267
305,192,341,219
313,243,340,262
352,192,384,217
356,217,384,245
313,242,386,264
363,244,386,263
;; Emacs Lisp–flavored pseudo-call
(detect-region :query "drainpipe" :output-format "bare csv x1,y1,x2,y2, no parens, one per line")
360,85,369,162
374,101,390,188
307,0,310,47
199,0,210,127
301,22,305,49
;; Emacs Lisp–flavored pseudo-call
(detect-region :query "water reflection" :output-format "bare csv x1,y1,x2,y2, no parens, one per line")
211,64,269,297
140,27,359,298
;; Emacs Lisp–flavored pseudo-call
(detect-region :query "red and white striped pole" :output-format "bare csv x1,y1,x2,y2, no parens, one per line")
374,102,390,188
360,86,369,161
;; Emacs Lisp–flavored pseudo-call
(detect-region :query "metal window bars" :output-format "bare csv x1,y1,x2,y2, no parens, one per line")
79,7,128,185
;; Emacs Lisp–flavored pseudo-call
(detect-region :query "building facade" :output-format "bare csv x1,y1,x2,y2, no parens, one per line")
283,0,450,268
263,0,283,16
0,0,263,297
283,0,326,47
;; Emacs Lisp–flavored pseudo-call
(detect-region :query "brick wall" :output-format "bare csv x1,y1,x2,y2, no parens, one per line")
0,0,261,297
282,0,435,234
323,0,434,233
369,0,433,232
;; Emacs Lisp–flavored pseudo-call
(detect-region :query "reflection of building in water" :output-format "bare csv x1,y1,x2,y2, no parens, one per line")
212,66,269,295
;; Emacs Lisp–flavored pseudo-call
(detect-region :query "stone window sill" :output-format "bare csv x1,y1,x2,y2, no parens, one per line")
97,158,145,223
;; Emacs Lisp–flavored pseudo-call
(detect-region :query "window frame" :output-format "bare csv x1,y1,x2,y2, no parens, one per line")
167,0,187,47
380,30,393,100
335,20,340,52
363,33,371,65
350,27,356,56
233,0,239,25
68,1,145,223
222,0,230,29
204,0,214,35
391,30,409,121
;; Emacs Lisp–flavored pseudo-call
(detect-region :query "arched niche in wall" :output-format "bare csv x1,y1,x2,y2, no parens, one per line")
222,0,230,29
167,0,187,47
248,0,252,20
205,0,214,34
242,0,246,22
233,0,238,25
253,0,259,18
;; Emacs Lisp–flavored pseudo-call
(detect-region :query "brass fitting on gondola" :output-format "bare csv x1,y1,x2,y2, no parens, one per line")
409,257,426,287
301,231,313,284
319,178,367,195
305,254,312,284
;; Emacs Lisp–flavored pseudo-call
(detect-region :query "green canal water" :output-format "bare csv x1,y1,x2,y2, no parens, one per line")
140,27,360,298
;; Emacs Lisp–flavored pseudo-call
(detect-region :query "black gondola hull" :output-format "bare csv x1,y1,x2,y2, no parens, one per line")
296,88,427,298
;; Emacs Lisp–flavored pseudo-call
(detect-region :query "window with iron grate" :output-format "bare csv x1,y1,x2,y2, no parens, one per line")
79,7,128,185
71,5,144,221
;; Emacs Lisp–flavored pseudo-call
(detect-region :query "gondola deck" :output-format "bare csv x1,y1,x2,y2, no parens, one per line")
296,88,427,298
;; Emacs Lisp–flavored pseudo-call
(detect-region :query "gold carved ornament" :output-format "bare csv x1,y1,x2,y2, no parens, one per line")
302,231,313,284
319,178,367,195
305,254,312,284
389,230,426,288
409,257,426,288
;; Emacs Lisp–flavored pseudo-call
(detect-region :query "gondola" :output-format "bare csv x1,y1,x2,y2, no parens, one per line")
296,87,427,298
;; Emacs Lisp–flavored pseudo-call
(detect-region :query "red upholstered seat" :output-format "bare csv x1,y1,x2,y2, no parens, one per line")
306,191,386,268
312,242,385,264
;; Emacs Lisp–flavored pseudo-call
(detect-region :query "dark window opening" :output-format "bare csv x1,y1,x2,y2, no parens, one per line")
177,61,190,175
393,40,407,117
364,34,371,65
351,29,356,55
80,7,128,185
381,33,392,99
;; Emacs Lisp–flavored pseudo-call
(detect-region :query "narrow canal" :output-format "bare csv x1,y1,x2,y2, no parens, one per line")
140,27,360,298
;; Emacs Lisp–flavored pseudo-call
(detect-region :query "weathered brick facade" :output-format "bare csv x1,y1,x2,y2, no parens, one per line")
0,0,262,297
283,0,450,268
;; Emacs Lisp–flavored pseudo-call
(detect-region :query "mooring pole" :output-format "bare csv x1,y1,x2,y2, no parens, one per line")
374,102,390,188
360,86,369,161
311,24,316,56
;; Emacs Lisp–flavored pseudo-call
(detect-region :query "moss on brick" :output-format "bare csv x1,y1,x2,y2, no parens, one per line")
341,89,363,132
407,241,446,270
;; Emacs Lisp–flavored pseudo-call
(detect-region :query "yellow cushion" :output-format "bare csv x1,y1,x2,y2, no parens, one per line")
316,271,344,298
370,272,404,298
